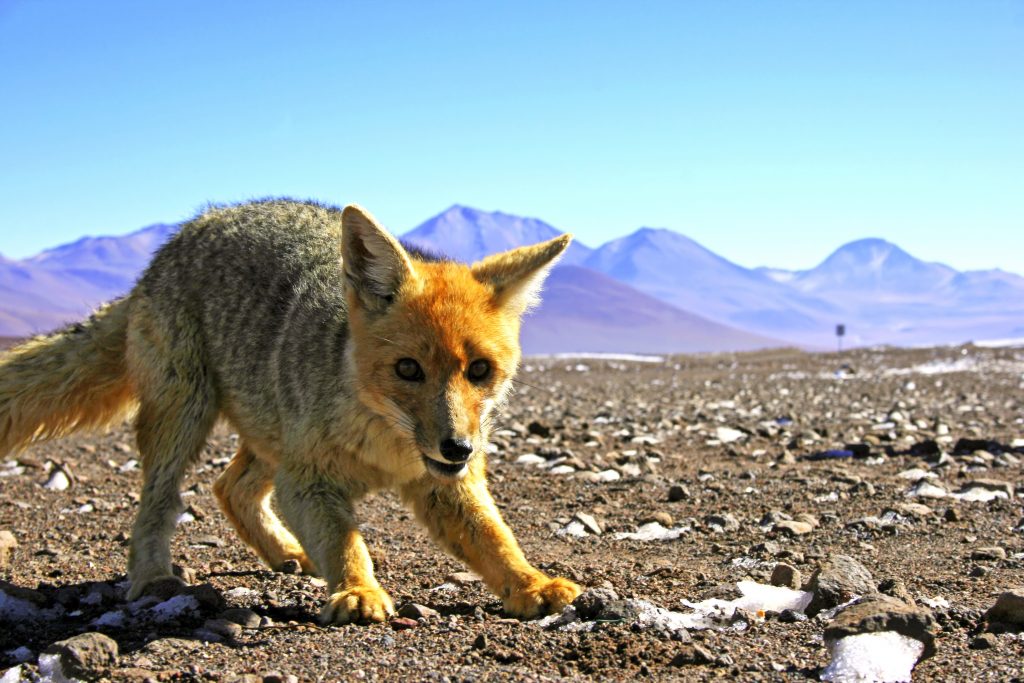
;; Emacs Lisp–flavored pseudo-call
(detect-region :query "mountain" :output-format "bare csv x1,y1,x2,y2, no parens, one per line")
0,223,176,336
582,228,842,343
402,205,593,265
521,266,783,354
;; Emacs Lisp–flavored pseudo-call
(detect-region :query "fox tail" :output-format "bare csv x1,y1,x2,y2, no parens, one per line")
0,298,136,455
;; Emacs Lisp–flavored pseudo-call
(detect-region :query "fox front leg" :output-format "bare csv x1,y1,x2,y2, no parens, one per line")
401,470,582,618
274,466,394,624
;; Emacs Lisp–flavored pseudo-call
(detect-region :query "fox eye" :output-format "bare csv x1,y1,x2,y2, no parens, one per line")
395,358,424,382
467,359,491,382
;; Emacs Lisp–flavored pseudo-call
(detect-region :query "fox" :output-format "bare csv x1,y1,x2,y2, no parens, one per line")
0,199,583,623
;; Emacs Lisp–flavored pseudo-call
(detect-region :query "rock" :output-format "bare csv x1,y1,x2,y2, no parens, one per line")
397,603,439,620
220,608,261,628
774,520,814,536
770,563,802,590
640,511,674,528
970,547,1006,562
204,618,243,640
389,616,418,630
943,508,961,522
984,588,1024,626
447,571,482,585
958,479,1013,498
667,484,689,502
527,421,551,438
714,427,745,443
778,608,807,623
970,633,998,649
193,535,226,548
472,634,488,650
42,632,119,680
0,530,16,569
669,643,715,666
262,673,299,683
877,578,914,605
704,513,739,533
893,503,933,519
805,555,875,616
824,595,937,659
572,512,603,536
279,559,302,574
572,587,620,620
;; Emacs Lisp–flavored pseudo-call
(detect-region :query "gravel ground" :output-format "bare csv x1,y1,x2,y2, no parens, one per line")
1,344,1023,682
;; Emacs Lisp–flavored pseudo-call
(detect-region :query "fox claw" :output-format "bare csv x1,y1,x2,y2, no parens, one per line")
504,576,583,619
320,585,395,624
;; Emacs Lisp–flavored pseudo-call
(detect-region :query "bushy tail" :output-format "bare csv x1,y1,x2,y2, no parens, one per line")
0,298,136,455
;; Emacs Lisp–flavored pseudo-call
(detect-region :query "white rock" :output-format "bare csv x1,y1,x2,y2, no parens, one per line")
548,465,576,475
556,521,588,538
594,469,621,482
896,468,935,481
906,481,948,499
820,631,924,683
715,427,746,443
91,610,126,628
515,454,546,466
43,469,70,491
612,522,688,542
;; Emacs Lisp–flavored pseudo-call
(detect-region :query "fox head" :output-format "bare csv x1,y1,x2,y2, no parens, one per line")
340,204,570,481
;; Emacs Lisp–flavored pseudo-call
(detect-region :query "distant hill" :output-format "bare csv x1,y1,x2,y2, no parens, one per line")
3,203,1022,350
402,205,593,266
521,266,782,354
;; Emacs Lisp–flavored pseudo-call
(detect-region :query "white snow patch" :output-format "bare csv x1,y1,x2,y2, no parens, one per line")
556,521,589,538
548,465,576,475
0,591,40,622
714,427,746,443
820,631,924,683
538,353,665,364
679,581,812,629
175,511,195,525
150,594,199,622
921,596,949,610
0,666,24,683
974,337,1024,348
37,652,77,683
612,522,688,542
0,461,25,478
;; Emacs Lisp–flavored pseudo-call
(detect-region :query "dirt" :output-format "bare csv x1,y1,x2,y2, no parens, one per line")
1,344,1022,681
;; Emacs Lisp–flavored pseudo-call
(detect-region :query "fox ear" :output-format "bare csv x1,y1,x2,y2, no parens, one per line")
342,204,415,312
471,234,572,316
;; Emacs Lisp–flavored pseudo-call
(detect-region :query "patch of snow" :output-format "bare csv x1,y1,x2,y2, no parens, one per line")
150,594,199,622
820,631,924,683
91,610,126,628
118,459,139,472
0,591,39,622
0,666,24,683
714,427,746,443
973,337,1024,348
224,587,258,601
679,581,812,629
0,461,25,478
43,469,70,491
556,521,589,538
175,511,195,525
37,652,77,683
537,353,665,363
612,522,688,542
921,596,949,610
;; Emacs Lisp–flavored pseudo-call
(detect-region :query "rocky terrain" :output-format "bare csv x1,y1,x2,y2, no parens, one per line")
1,344,1022,681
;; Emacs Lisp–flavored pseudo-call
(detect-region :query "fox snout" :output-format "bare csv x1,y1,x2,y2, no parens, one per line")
439,436,474,463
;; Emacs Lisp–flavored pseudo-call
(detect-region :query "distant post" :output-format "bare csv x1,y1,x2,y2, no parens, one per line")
836,324,845,353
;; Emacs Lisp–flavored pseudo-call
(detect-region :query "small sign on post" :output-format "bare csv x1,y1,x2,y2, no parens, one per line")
836,323,846,353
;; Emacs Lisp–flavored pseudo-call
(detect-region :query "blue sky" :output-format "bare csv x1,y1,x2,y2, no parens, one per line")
1,1,1021,273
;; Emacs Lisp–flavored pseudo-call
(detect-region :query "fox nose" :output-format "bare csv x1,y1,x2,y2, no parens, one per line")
439,437,474,463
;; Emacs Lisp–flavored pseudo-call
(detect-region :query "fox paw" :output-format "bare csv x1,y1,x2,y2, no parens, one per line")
320,585,395,624
504,576,583,619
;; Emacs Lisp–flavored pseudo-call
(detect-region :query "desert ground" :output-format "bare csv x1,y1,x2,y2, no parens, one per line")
1,344,1022,682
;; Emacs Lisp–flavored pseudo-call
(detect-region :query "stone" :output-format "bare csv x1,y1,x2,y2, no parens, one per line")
527,421,551,438
877,578,914,605
805,555,875,616
984,588,1024,626
943,508,961,522
43,632,119,679
447,571,482,585
770,563,801,590
669,643,715,666
824,595,937,659
667,484,689,502
774,520,814,536
279,559,302,574
204,618,243,640
0,530,16,569
397,603,439,620
572,512,603,535
970,633,998,650
572,587,620,620
220,608,261,628
704,513,739,533
389,616,418,630
640,511,674,528
970,547,1006,562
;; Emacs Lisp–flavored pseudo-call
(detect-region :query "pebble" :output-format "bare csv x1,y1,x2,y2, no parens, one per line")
279,559,303,574
390,616,418,630
969,633,998,649
970,547,1006,562
704,513,739,533
42,632,119,680
220,608,261,628
806,555,875,616
667,484,689,501
572,587,620,619
0,530,16,569
640,511,674,528
824,595,937,659
669,643,714,666
204,618,243,640
773,520,814,537
984,588,1024,626
397,603,440,620
447,571,482,585
769,563,802,590
573,512,603,536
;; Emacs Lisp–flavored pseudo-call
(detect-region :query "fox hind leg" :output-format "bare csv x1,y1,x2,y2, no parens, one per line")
213,444,314,573
125,318,218,600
